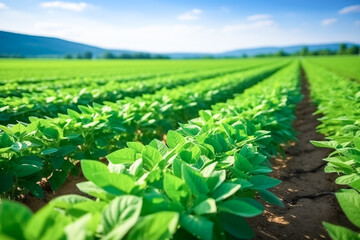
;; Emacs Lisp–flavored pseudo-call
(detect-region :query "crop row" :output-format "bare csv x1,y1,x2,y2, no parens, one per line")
0,61,287,199
303,60,360,239
0,61,301,240
0,61,275,124
0,60,271,97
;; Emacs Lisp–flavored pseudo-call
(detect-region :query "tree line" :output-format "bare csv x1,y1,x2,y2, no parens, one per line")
252,43,359,58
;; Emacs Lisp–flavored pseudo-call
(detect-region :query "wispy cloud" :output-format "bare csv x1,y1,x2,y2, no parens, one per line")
322,18,337,26
224,20,275,32
178,9,202,21
247,14,271,21
339,5,360,14
0,2,7,9
40,1,88,11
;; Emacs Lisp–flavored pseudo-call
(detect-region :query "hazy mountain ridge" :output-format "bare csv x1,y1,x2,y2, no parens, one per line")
0,30,358,58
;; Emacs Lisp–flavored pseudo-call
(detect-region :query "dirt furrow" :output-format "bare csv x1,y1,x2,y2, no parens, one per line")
249,68,349,240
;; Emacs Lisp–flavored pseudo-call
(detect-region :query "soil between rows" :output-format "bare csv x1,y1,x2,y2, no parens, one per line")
248,68,351,240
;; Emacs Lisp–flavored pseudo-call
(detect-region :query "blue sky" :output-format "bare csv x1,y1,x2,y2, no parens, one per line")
0,0,359,52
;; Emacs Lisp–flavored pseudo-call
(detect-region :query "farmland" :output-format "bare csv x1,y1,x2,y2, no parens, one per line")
0,57,359,240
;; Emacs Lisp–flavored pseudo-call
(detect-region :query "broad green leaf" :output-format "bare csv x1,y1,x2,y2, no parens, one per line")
212,182,241,202
50,195,91,209
106,148,136,164
311,140,338,149
179,214,213,240
249,175,281,190
167,130,185,148
0,200,32,240
126,211,179,240
219,212,254,239
65,213,92,240
323,222,360,240
142,146,162,171
127,142,145,153
11,159,43,177
336,173,360,185
163,173,191,205
258,189,284,207
219,198,264,217
192,198,217,215
102,196,142,240
25,205,70,240
81,160,109,180
336,189,360,228
0,172,14,193
76,181,114,200
149,139,168,156
181,164,209,196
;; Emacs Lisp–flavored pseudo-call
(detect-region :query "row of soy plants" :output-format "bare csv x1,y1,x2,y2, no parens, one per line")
303,59,360,239
0,61,301,240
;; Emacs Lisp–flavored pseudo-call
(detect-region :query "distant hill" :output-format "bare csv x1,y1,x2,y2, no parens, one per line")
0,31,136,57
0,30,359,58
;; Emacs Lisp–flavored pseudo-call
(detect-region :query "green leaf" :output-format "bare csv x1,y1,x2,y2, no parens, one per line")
22,181,44,199
354,137,360,150
179,214,213,240
336,173,360,185
258,189,284,207
219,198,264,217
106,148,136,164
249,175,281,190
127,142,145,153
65,214,93,240
192,198,217,215
42,148,58,155
25,205,70,240
0,200,32,240
41,127,59,140
0,172,14,193
126,211,179,240
163,173,191,205
181,164,209,196
81,160,109,180
76,181,114,200
219,212,254,239
234,153,252,172
336,189,360,228
167,130,185,148
311,140,338,149
102,196,142,240
142,146,162,171
212,182,241,202
11,159,43,177
11,141,32,152
149,139,168,156
323,222,360,240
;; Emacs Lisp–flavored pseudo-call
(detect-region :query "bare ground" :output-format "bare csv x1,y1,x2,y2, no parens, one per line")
249,69,352,240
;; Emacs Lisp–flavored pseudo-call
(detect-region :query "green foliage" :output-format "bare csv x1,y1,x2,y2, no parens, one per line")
304,60,360,238
0,61,301,239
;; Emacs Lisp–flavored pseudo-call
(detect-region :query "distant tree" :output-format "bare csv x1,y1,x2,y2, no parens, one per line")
83,51,93,59
300,46,309,56
347,46,359,55
64,53,73,59
275,50,288,56
104,52,116,59
242,54,248,58
76,53,83,59
338,43,347,55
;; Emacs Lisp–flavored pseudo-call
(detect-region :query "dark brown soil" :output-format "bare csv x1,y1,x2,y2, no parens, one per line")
249,68,351,239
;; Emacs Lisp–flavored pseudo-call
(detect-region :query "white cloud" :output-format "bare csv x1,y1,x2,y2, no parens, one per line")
339,5,360,14
178,9,202,21
0,2,7,9
224,20,276,32
247,14,271,21
322,18,337,26
40,1,88,11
